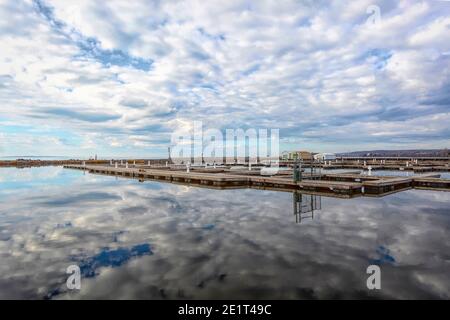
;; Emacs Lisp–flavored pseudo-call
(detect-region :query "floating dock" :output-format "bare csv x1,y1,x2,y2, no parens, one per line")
64,164,450,198
280,158,450,173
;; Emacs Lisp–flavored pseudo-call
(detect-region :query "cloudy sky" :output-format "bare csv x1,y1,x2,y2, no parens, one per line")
0,0,449,158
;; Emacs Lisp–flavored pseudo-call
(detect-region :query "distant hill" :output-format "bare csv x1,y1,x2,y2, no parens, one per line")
337,149,449,157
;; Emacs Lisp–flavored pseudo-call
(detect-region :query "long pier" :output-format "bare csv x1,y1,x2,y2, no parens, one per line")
280,158,450,172
64,164,450,198
3,157,449,173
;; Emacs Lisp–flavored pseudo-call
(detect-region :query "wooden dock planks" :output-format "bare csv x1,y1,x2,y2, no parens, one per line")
64,164,450,197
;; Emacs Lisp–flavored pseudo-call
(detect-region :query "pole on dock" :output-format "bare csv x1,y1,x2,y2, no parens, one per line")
115,162,118,168
293,162,298,182
368,166,372,176
299,162,302,181
249,162,252,171
125,162,129,169
186,162,190,173
293,161,302,182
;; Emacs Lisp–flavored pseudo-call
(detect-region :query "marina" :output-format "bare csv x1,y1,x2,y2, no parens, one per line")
64,161,450,198
1,0,450,303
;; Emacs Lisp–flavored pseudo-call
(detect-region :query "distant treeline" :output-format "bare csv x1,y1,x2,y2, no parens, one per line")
337,149,449,157
0,159,169,167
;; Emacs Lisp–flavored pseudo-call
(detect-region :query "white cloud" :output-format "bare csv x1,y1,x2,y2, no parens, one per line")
0,0,449,157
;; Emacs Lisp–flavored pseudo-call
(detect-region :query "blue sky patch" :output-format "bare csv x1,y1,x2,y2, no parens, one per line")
78,243,153,278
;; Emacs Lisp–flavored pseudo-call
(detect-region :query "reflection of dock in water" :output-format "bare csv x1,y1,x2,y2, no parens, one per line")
293,192,321,223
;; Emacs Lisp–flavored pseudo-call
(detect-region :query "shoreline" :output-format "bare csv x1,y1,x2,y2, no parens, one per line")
0,159,169,168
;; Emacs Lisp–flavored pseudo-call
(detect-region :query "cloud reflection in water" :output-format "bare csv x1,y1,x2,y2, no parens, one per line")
0,167,449,299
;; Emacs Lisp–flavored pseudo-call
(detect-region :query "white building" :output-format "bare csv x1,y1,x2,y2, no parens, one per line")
313,153,336,161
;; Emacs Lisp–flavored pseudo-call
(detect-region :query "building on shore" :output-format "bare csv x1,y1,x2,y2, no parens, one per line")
313,153,336,161
281,150,313,161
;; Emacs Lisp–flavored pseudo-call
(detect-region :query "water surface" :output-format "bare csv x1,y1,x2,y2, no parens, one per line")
0,167,449,299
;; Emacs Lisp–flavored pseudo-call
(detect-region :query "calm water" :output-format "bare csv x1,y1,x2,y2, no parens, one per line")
0,167,449,299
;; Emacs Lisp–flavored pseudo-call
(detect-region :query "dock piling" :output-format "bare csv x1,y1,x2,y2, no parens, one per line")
293,161,302,182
